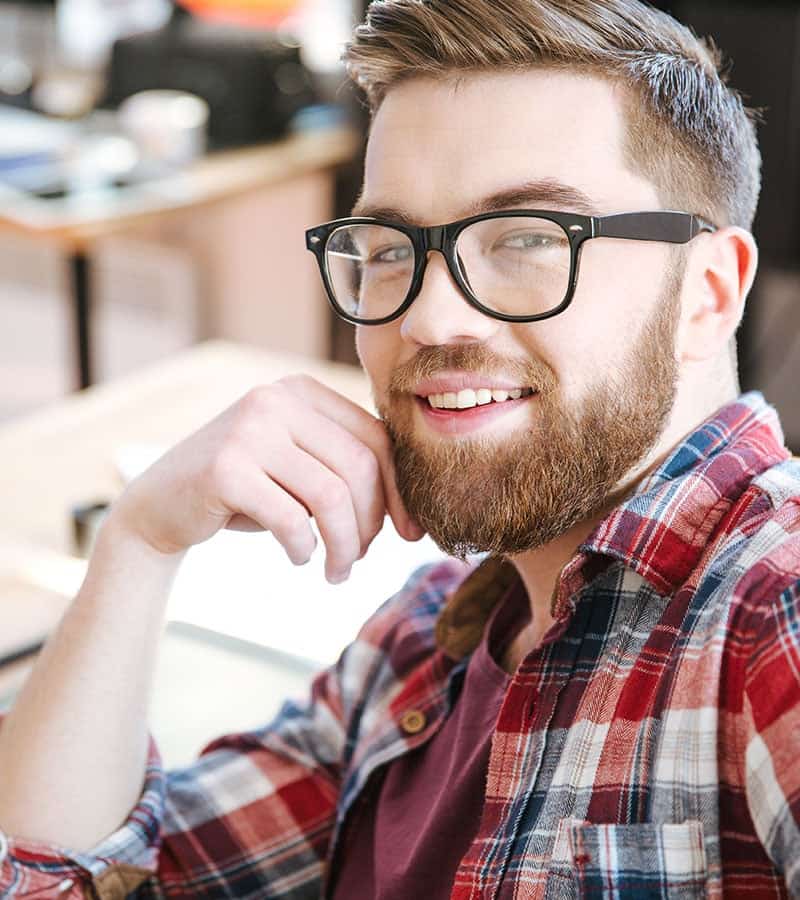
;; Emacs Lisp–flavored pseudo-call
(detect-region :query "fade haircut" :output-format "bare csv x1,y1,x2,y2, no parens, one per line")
343,0,762,231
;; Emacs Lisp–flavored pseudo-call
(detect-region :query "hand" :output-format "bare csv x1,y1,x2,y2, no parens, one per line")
109,375,423,583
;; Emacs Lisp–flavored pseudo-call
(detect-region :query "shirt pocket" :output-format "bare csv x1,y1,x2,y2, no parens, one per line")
545,817,708,899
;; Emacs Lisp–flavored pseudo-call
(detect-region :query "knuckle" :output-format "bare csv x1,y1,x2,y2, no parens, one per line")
313,477,350,515
277,373,317,395
350,442,380,480
232,385,293,444
238,384,283,419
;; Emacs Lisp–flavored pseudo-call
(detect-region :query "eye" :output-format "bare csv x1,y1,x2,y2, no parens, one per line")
495,230,561,250
368,244,414,264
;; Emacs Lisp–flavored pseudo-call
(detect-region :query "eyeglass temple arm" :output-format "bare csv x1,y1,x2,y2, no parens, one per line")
593,212,717,244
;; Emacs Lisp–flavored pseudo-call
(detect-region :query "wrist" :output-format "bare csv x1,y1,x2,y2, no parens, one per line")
93,508,188,574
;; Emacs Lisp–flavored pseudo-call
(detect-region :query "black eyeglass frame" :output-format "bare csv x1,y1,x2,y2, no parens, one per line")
305,209,717,326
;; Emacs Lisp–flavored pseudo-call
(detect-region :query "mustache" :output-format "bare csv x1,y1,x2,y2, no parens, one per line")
387,344,555,396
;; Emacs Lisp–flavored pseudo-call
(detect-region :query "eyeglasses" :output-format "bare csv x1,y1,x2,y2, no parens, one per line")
305,209,716,326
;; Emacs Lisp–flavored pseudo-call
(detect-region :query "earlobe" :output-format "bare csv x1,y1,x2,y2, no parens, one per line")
679,227,758,363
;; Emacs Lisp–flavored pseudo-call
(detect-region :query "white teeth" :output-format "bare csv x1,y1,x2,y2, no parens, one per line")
426,387,533,409
457,389,476,409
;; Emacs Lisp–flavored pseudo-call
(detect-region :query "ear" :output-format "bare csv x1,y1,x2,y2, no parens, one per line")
678,227,758,363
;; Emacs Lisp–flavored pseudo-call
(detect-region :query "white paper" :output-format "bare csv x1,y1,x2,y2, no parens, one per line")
115,443,448,668
167,525,445,669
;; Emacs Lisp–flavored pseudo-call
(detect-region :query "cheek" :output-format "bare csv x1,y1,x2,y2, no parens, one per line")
511,309,609,391
562,242,668,352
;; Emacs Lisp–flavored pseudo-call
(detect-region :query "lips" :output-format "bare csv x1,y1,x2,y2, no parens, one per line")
414,389,538,436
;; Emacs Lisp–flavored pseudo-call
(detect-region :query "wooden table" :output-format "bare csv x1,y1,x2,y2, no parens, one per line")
0,124,360,387
0,339,372,554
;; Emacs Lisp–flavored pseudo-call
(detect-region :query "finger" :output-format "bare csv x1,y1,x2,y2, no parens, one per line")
289,408,387,557
259,444,362,582
223,468,317,566
226,514,279,533
280,375,423,541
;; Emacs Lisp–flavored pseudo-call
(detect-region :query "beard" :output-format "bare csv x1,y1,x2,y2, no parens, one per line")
376,272,682,560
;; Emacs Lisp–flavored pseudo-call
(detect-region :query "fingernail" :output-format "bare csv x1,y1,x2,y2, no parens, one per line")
329,568,351,584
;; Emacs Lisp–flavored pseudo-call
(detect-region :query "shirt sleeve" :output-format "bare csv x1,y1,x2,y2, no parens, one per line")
0,558,455,899
0,656,346,899
743,577,800,895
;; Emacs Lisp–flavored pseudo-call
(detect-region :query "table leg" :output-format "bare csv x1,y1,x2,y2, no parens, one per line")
69,251,93,390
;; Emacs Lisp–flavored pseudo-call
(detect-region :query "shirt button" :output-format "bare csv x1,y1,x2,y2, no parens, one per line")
400,709,427,735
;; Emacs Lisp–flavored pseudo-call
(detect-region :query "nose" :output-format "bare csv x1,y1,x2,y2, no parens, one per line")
399,251,501,346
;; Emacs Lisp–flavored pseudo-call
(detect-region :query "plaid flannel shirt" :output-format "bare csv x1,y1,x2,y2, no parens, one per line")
1,391,799,899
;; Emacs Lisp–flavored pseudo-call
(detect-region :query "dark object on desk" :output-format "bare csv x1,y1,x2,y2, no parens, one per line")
104,16,318,149
72,500,111,558
0,639,44,669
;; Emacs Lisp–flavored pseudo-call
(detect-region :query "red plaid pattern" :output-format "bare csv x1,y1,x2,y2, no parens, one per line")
1,392,798,899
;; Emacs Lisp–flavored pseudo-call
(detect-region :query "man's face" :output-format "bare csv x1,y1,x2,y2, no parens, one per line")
356,70,683,557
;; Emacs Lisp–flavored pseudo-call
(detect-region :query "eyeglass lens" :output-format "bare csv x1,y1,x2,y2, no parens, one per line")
325,217,572,320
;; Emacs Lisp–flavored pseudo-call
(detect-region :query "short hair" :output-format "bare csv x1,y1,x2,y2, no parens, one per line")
343,0,762,230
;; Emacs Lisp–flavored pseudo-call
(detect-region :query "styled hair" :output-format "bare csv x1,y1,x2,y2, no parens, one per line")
343,0,761,230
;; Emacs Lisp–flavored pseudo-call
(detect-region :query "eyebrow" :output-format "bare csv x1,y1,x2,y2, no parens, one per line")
350,179,600,224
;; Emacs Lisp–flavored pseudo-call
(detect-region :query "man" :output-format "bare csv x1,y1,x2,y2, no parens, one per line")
0,0,798,897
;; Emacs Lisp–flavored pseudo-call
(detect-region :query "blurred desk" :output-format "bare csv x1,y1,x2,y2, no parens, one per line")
0,339,371,553
0,340,372,766
0,540,318,769
0,341,443,765
0,124,360,388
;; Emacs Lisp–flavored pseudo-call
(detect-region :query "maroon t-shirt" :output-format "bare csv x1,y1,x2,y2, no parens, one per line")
331,578,530,899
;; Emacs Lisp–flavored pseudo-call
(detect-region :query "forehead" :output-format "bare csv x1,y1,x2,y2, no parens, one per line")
361,69,660,223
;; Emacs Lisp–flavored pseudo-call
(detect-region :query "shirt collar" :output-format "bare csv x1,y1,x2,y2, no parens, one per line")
436,392,790,659
575,391,789,602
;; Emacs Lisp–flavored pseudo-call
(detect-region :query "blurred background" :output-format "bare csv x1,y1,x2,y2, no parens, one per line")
0,1,797,765
0,0,800,438
0,0,797,436
0,0,363,416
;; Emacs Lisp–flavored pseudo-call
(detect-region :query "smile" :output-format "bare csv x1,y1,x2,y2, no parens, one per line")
414,389,538,437
424,387,535,410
